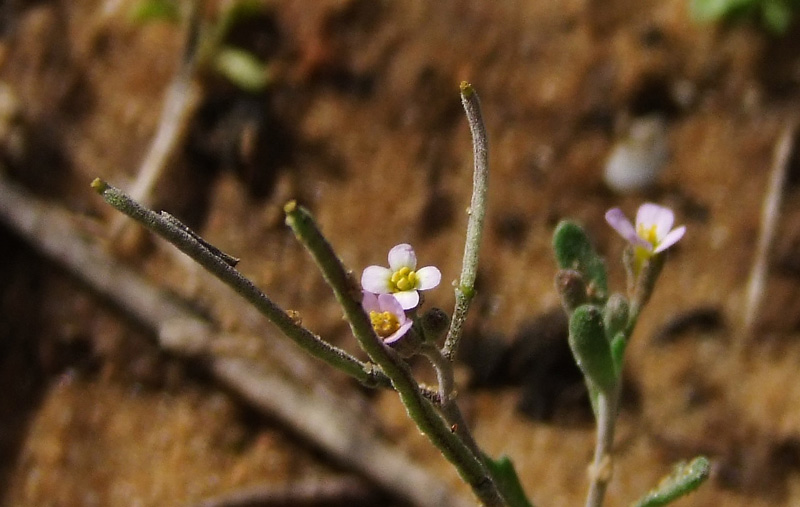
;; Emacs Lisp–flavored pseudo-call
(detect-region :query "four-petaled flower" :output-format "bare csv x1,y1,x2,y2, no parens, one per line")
605,203,686,266
361,244,442,310
362,292,414,344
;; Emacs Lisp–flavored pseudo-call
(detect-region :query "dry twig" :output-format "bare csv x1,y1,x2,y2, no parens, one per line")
0,172,472,507
740,122,796,346
188,476,380,507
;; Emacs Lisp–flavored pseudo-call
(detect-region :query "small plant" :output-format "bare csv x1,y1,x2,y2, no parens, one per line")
92,83,709,506
690,0,800,34
130,0,271,91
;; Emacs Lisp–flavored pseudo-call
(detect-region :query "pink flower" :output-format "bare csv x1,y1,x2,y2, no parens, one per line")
605,203,686,259
361,244,441,310
362,292,414,344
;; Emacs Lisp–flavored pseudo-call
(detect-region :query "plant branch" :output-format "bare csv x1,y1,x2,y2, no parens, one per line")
93,178,391,388
284,201,507,507
420,343,482,457
443,82,490,361
740,122,796,347
188,476,379,507
0,173,472,507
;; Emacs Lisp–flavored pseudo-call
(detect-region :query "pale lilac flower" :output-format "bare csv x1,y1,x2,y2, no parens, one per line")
605,203,686,260
361,244,441,310
362,292,413,344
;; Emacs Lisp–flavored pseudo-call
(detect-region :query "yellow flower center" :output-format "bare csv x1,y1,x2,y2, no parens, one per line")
370,310,401,338
637,224,659,248
389,267,418,292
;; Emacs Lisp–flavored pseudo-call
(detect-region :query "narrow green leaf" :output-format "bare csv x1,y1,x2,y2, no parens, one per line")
632,456,711,507
484,454,534,507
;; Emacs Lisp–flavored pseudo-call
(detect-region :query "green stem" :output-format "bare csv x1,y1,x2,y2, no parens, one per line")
585,386,620,507
420,344,481,456
91,178,391,389
443,82,490,361
285,201,506,507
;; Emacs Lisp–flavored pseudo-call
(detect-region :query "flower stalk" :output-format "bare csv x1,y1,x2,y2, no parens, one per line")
556,203,687,507
443,81,490,361
284,201,507,506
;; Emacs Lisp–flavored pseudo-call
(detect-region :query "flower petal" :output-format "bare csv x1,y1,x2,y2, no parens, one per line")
605,208,642,245
361,266,393,293
377,293,405,320
637,203,674,240
416,266,441,290
393,290,420,310
388,243,416,271
361,291,380,313
653,225,686,253
384,320,414,345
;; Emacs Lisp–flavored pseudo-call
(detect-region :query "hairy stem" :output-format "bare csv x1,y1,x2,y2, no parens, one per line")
420,343,482,457
285,201,506,507
443,82,490,361
586,387,620,507
93,179,391,389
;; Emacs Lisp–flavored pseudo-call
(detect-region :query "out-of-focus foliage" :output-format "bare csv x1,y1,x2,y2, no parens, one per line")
690,0,800,34
128,0,180,23
128,0,271,92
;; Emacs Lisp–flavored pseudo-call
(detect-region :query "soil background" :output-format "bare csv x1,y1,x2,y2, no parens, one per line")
3,0,800,506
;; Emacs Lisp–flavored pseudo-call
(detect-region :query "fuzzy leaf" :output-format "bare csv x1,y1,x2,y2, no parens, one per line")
632,456,711,507
553,221,608,303
569,304,617,394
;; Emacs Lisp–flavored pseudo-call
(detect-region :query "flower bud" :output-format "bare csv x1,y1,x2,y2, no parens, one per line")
603,293,629,340
555,269,588,313
386,327,424,358
420,307,450,341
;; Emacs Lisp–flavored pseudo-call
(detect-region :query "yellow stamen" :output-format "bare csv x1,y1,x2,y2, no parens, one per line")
370,310,401,338
390,267,418,292
637,224,659,247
